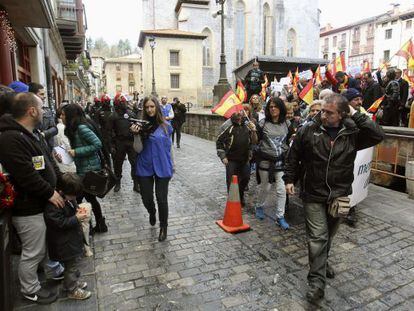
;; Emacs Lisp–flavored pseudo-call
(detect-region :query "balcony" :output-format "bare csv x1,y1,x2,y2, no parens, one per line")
351,47,360,55
352,35,360,43
339,40,347,49
367,30,374,39
0,0,54,28
55,0,86,60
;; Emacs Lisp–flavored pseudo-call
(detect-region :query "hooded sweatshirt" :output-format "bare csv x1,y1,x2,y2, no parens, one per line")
0,115,60,216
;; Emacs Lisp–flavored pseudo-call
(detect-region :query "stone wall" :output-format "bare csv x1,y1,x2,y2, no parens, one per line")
182,112,225,141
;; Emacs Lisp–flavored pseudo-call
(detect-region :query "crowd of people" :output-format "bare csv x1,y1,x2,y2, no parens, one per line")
216,61,386,303
0,80,186,304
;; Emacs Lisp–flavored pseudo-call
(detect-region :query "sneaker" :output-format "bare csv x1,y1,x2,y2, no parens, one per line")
277,217,290,230
255,206,265,220
52,271,64,281
23,288,57,304
67,288,91,300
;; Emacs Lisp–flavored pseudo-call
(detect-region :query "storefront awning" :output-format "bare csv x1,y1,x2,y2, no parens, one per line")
233,56,329,81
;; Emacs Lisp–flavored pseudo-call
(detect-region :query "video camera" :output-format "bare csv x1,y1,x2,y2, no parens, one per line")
127,117,153,134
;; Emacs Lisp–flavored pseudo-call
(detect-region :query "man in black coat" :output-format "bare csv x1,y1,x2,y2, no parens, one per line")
110,94,139,192
283,93,384,303
361,72,383,110
0,93,65,304
244,61,265,100
396,69,410,126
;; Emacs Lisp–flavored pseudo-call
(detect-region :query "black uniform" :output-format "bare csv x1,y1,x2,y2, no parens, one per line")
244,68,265,100
110,107,137,186
97,103,114,157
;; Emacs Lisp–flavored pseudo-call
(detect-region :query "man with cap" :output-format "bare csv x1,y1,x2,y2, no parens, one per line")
110,94,139,192
343,88,366,113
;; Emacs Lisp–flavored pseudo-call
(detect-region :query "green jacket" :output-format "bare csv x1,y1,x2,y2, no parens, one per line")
72,124,102,176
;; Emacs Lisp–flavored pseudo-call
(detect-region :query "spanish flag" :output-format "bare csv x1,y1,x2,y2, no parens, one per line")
362,60,371,73
367,95,384,113
403,70,414,87
299,79,314,105
292,67,300,94
211,89,243,118
287,70,293,84
333,52,346,74
314,65,323,85
396,39,414,68
260,74,269,100
235,80,247,103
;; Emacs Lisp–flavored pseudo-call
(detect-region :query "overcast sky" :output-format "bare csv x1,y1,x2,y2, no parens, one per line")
83,0,414,47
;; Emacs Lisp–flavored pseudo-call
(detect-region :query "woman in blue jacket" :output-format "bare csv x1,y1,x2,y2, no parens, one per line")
131,96,173,242
62,104,108,233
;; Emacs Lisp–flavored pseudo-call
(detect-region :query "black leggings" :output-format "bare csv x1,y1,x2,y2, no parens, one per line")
138,176,170,227
77,192,104,222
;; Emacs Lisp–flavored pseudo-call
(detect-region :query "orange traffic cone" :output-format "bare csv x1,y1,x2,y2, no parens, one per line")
216,175,250,233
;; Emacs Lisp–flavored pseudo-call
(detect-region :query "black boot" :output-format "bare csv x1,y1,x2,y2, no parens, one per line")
114,181,121,192
345,206,357,227
149,213,156,226
306,286,324,303
158,227,167,242
133,180,140,193
93,217,108,233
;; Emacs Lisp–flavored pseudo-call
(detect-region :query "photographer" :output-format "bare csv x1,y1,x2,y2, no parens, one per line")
130,96,173,242
110,94,139,193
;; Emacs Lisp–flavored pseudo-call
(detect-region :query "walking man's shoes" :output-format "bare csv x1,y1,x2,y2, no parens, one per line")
306,286,324,303
159,227,167,241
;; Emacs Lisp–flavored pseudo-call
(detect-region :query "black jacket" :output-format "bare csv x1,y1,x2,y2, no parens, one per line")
244,68,265,92
283,112,384,203
362,81,383,110
0,115,60,216
110,108,137,141
44,200,84,261
171,103,187,127
216,120,252,163
398,78,409,107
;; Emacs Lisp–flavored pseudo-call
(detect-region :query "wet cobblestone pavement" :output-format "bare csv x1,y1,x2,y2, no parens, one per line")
13,133,414,310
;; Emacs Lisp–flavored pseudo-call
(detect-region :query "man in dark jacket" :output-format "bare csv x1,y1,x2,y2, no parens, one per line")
110,94,139,192
216,112,258,206
244,61,265,100
362,72,383,110
28,82,58,150
97,94,114,158
396,69,410,126
283,93,384,303
171,97,187,148
0,92,65,304
380,69,400,126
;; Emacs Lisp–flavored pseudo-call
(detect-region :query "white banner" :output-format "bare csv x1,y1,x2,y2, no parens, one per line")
348,147,374,206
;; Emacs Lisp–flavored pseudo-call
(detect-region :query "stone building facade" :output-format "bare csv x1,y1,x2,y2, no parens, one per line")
141,0,320,106
103,54,143,97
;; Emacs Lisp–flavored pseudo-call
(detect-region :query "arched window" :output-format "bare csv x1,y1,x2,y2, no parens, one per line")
287,28,297,57
263,3,272,55
202,28,212,66
235,1,245,66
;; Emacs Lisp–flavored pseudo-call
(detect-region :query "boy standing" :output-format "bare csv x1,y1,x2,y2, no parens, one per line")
44,173,91,300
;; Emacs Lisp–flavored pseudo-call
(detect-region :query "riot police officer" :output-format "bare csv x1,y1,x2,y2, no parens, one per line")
89,96,102,125
97,94,114,158
110,94,139,192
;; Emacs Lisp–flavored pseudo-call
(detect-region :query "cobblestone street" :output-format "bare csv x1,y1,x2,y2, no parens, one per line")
13,133,414,310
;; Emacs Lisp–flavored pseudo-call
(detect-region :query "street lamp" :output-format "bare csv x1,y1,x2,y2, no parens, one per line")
148,36,158,97
212,0,230,104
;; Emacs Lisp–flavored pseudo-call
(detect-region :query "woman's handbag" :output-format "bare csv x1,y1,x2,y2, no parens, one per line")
83,150,116,198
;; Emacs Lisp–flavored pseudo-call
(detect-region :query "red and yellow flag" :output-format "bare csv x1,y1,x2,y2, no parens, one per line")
235,80,247,103
292,67,300,94
287,70,293,84
333,52,346,74
403,70,414,87
314,65,323,85
396,39,414,69
211,89,243,118
367,95,384,113
362,60,371,73
260,74,269,100
299,79,314,105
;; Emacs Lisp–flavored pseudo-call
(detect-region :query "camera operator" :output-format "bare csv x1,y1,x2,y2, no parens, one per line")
110,94,139,193
130,96,173,242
